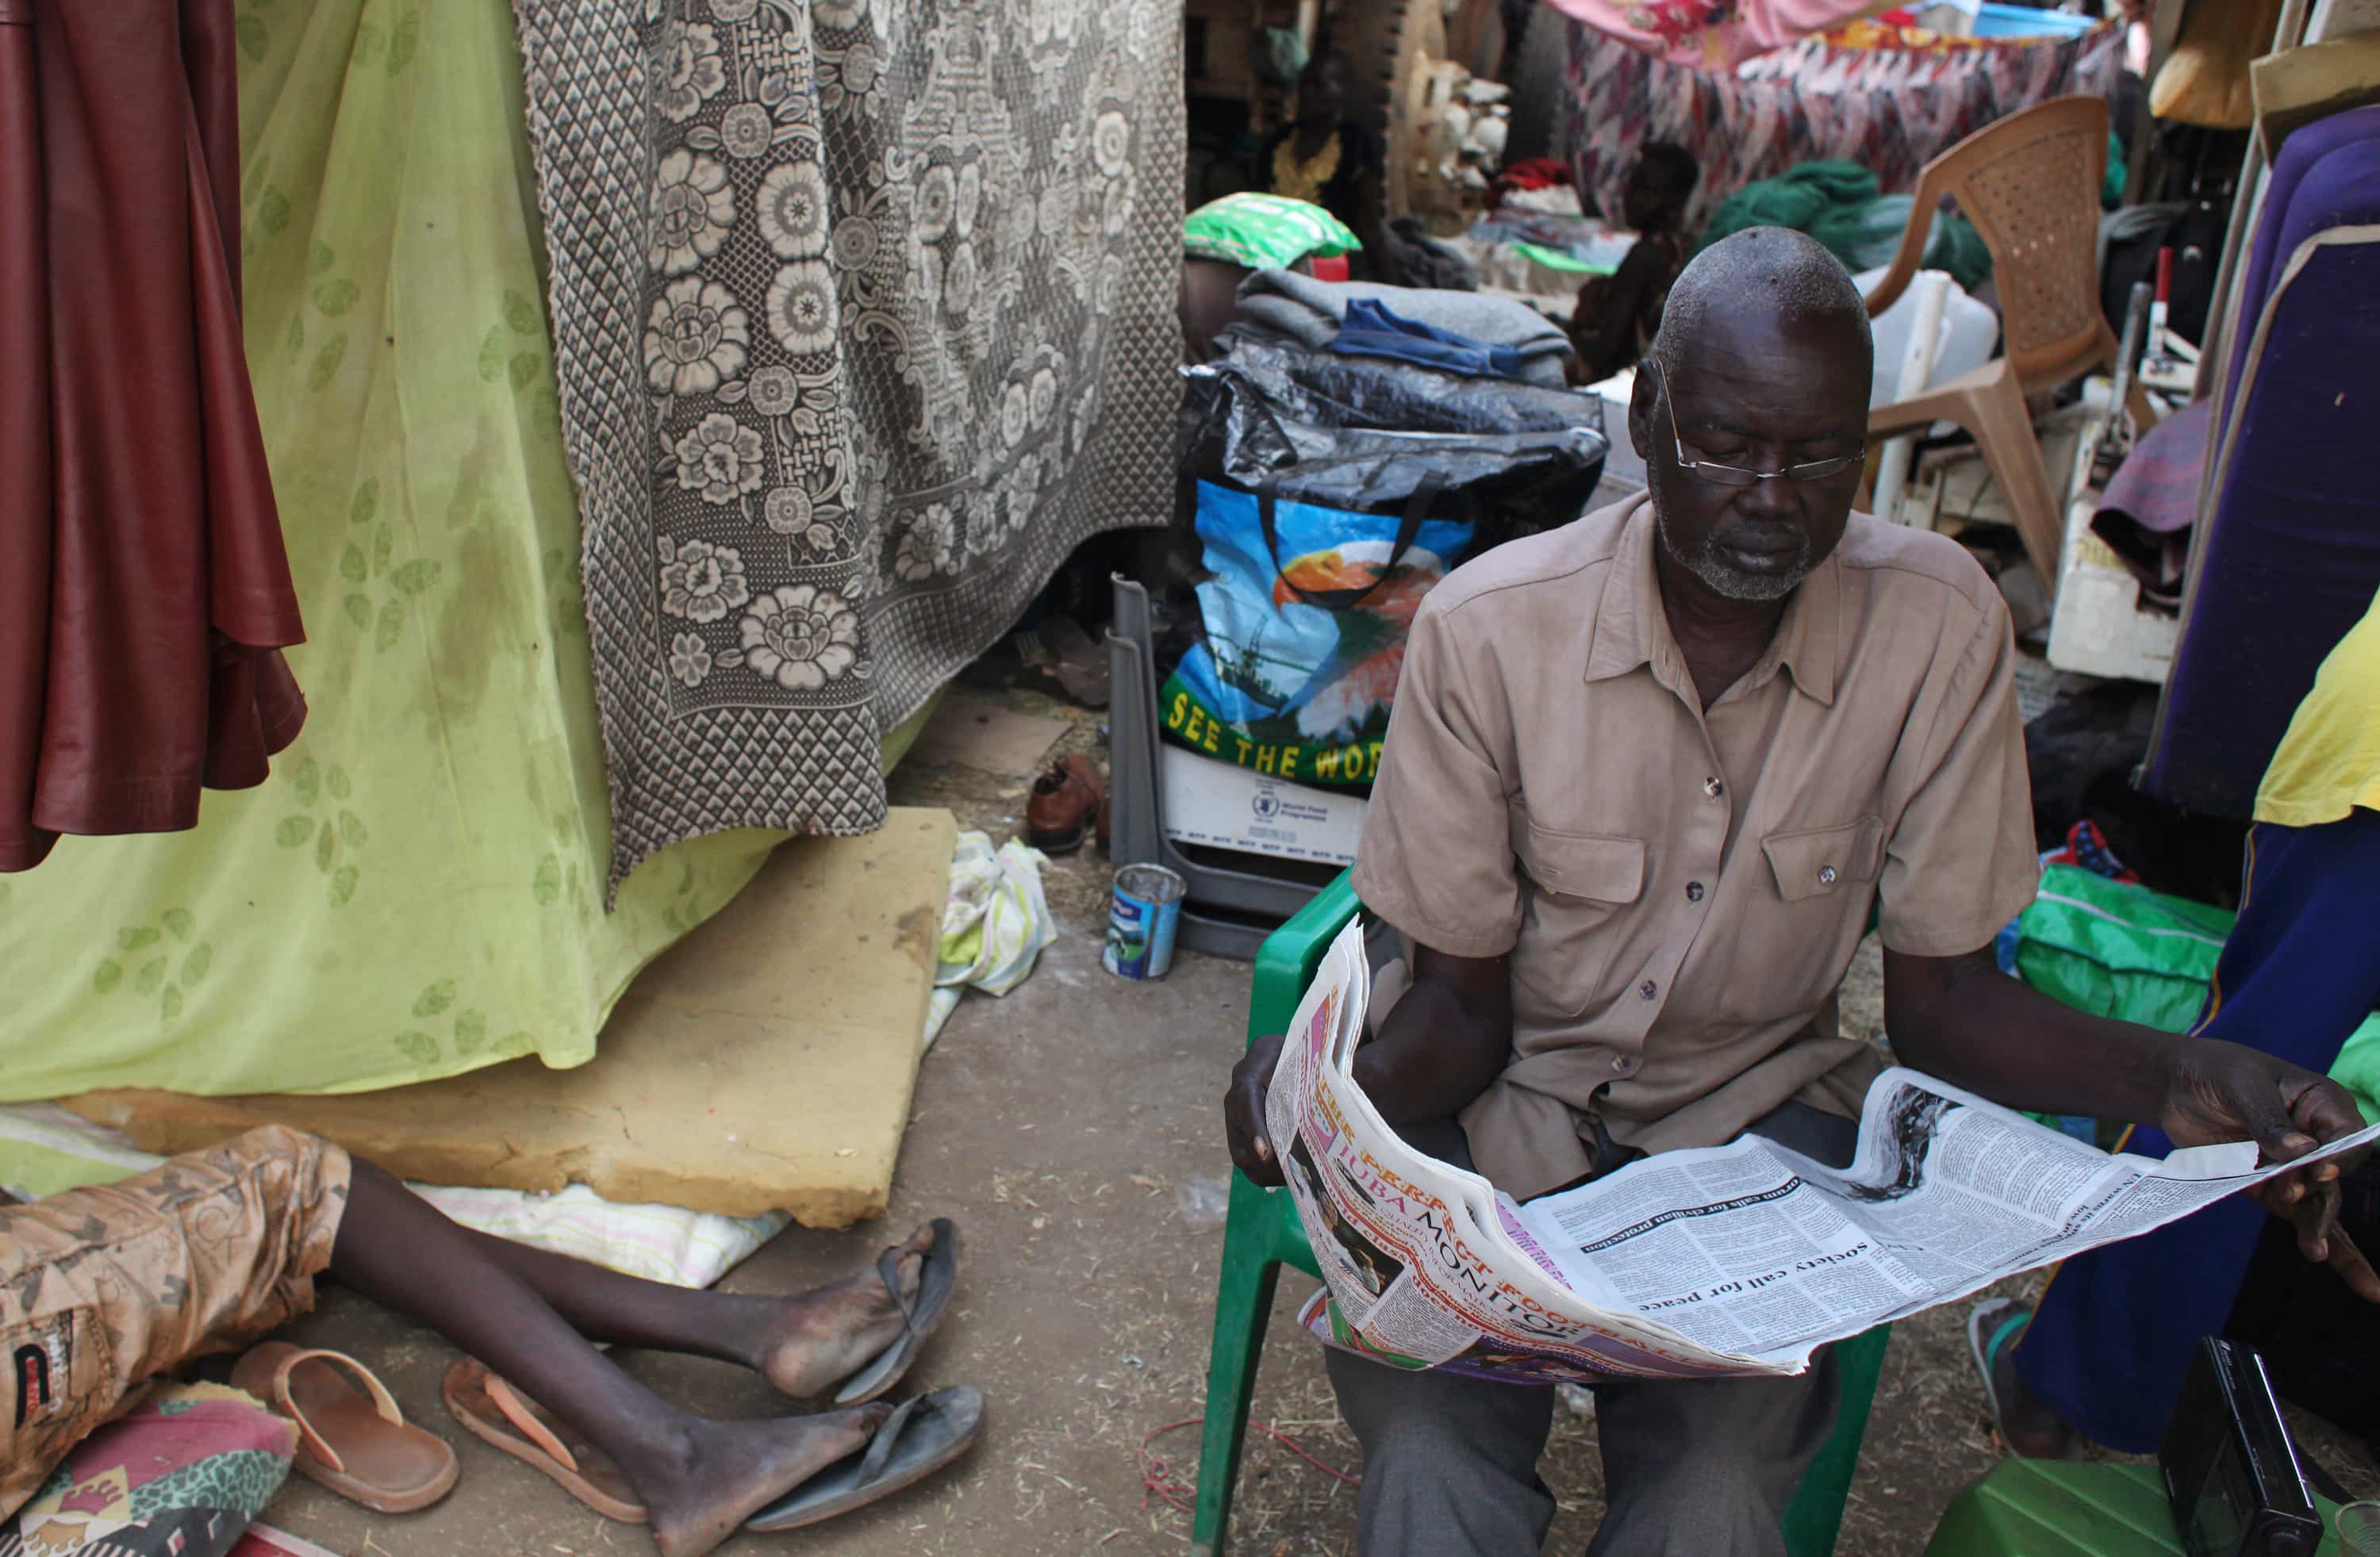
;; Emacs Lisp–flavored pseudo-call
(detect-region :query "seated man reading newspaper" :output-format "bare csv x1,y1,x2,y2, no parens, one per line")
1223,226,2370,1557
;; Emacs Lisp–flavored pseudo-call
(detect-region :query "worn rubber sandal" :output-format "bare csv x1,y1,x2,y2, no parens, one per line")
440,1357,647,1523
831,1218,961,1406
746,1386,985,1532
232,1342,459,1515
1966,1297,2025,1434
1967,1298,2084,1459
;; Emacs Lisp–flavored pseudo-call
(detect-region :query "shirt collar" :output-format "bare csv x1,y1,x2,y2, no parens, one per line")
1583,492,1841,708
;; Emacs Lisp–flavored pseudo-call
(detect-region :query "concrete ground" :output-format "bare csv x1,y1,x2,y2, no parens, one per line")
244,681,2378,1557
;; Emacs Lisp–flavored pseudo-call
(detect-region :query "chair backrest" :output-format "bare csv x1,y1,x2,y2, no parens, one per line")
1915,95,2111,384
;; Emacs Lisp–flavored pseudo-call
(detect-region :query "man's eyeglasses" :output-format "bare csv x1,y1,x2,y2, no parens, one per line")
1651,359,1866,487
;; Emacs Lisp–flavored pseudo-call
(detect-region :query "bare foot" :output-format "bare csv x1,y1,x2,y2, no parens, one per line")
645,1404,889,1557
1990,1320,2079,1459
754,1221,939,1398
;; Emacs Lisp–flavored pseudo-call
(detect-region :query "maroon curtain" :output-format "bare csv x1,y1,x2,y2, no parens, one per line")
0,0,305,873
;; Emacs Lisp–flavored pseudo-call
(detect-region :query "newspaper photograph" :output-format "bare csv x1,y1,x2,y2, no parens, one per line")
1269,917,2380,1383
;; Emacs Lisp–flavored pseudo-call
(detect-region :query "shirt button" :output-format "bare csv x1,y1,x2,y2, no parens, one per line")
1612,1055,1635,1074
1819,865,1837,886
1637,979,1658,1000
1702,777,1725,798
1686,880,1705,902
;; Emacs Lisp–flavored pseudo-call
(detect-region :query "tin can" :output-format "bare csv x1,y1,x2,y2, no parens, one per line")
1104,864,1186,980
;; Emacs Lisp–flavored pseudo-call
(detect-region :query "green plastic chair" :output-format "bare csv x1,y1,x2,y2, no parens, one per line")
1192,869,1892,1557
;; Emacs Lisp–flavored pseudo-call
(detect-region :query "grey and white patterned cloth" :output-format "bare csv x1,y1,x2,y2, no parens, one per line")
510,0,1182,893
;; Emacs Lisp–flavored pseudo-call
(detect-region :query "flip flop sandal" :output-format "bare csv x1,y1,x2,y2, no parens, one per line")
746,1386,985,1533
831,1217,961,1407
232,1343,459,1515
1966,1297,2026,1436
440,1357,647,1523
1967,1298,2082,1459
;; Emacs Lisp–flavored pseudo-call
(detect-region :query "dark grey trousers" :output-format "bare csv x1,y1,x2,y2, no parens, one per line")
1324,1102,1858,1557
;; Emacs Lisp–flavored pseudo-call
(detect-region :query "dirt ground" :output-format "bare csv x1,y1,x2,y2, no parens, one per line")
248,683,2378,1557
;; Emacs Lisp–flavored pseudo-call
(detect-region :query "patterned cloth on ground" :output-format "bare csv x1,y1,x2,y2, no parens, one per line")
0,0,782,1110
509,0,1184,890
0,1128,347,1521
1564,17,2123,234
0,1383,297,1556
922,832,1058,1050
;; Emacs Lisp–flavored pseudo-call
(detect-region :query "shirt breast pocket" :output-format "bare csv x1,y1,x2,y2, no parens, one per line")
1511,820,1645,1018
1760,818,1885,911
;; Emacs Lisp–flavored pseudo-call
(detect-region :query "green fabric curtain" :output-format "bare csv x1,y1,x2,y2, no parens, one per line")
0,0,786,1106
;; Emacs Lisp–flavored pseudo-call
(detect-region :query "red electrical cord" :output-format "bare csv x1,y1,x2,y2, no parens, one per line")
1138,1416,1361,1517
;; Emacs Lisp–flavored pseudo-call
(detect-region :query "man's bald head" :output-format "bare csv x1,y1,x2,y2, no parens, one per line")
1650,226,1872,381
1628,226,1875,604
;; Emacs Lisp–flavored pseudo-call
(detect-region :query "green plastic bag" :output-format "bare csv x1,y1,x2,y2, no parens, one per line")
2013,864,2380,1122
2012,865,2235,1034
1184,194,1361,271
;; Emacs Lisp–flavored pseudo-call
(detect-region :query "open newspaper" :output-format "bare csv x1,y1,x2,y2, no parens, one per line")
1268,917,2380,1383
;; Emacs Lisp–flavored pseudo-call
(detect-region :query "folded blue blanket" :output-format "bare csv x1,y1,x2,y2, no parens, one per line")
1328,297,1527,382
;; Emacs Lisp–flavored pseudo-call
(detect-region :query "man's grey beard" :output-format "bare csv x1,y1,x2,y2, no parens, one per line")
1653,485,1816,602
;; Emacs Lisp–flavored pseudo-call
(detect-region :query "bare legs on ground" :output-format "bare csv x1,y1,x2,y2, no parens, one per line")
328,1160,929,1557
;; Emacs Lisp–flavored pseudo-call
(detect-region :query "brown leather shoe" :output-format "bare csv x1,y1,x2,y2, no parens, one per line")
1027,755,1105,854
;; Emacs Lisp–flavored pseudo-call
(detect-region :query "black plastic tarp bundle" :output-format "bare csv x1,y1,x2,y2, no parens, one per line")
1179,336,1609,535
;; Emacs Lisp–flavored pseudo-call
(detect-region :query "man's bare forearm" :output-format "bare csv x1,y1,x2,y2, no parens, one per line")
1350,949,1512,1126
1884,948,2176,1124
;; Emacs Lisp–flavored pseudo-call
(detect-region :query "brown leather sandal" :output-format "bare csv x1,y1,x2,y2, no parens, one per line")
232,1343,459,1514
440,1357,647,1522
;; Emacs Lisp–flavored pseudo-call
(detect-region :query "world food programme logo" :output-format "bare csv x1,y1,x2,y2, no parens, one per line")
1251,791,1280,820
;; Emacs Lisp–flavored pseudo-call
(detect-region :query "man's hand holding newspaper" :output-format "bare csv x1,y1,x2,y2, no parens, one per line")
1255,918,2380,1385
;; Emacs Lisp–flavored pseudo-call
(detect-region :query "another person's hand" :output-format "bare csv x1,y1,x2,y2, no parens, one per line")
2271,1177,2380,1302
1225,1031,1288,1187
2159,1038,2378,1295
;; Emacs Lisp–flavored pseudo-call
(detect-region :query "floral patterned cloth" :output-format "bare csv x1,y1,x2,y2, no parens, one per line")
0,0,781,1109
1565,15,2124,233
1538,0,1883,71
512,0,1184,889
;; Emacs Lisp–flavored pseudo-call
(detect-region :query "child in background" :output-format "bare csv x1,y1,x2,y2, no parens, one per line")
1567,143,1700,386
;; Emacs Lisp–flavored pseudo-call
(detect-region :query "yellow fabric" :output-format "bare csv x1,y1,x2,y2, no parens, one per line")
2255,589,2380,828
1271,133,1344,206
2148,0,2284,130
0,0,785,1103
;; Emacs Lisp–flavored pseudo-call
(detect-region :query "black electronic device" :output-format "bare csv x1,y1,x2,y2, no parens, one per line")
2159,1338,2324,1557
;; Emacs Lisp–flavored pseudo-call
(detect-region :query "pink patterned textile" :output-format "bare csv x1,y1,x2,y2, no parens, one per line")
1564,17,2125,232
1538,0,1887,72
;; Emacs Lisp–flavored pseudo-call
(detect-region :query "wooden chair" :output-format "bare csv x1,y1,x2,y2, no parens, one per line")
1861,95,2157,586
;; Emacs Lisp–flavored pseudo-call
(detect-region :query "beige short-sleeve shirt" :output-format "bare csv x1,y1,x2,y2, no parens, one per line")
1351,493,2039,1201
